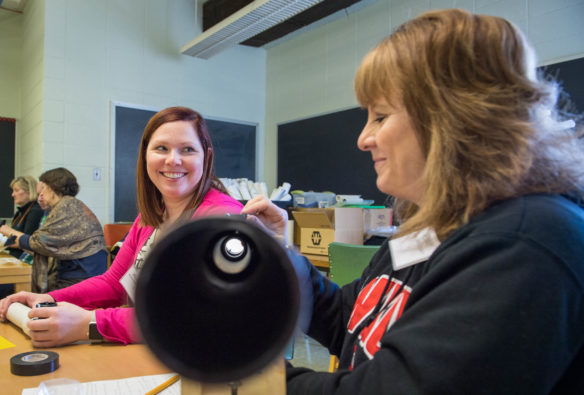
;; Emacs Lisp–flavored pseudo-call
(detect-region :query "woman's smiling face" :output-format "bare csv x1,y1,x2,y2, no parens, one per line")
357,96,426,205
146,120,205,206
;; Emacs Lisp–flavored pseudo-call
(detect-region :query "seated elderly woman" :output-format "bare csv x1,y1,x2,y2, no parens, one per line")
0,168,107,292
5,176,44,259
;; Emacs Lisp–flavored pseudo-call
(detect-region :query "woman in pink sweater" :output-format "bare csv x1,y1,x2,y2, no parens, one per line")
0,107,243,345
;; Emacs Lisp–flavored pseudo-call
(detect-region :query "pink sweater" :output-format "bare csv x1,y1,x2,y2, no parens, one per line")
49,188,243,344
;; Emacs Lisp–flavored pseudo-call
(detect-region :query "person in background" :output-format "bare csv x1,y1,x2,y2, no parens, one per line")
19,180,56,288
35,180,50,227
10,179,52,267
0,168,107,292
242,9,584,394
5,176,44,259
0,106,243,346
0,176,44,299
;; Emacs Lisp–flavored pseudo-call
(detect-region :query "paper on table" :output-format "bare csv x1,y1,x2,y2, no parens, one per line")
0,256,24,265
7,302,31,337
21,373,180,395
0,335,15,349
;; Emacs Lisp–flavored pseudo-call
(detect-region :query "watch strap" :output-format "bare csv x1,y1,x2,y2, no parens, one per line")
88,310,104,343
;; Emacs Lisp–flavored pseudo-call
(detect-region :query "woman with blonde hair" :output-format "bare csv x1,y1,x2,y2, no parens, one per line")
5,176,44,259
243,8,584,394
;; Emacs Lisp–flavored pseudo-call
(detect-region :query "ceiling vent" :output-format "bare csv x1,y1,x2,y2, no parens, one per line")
181,0,324,59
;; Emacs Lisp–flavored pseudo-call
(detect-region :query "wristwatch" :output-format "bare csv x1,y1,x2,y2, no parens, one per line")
88,311,104,343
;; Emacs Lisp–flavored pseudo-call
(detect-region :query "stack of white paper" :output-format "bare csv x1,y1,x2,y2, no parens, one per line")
220,178,292,201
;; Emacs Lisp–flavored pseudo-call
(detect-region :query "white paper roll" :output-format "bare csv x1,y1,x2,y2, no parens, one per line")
7,302,31,336
238,181,252,200
226,185,242,200
258,182,269,198
247,180,258,197
269,187,282,201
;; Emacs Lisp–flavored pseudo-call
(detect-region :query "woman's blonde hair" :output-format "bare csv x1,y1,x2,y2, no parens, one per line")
10,176,38,201
355,8,584,239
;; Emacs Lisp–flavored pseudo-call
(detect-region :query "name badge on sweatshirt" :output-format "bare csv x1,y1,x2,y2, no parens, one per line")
390,227,440,270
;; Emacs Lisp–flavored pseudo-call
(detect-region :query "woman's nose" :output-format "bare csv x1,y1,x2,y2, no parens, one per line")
166,149,181,165
357,125,375,152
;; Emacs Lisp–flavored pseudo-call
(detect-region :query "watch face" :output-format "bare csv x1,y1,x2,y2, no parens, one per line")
89,323,103,340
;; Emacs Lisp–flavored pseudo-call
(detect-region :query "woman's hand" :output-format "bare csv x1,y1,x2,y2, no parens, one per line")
0,224,15,237
27,302,92,347
0,226,23,248
0,291,54,322
241,196,289,242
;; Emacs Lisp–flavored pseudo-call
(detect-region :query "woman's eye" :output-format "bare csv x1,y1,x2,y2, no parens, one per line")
374,115,387,123
182,147,195,153
154,145,167,151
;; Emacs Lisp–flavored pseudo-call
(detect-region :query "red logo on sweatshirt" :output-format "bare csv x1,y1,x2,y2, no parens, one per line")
347,275,411,359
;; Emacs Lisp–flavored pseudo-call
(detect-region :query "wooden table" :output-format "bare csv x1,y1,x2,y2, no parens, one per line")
0,255,31,292
0,322,170,395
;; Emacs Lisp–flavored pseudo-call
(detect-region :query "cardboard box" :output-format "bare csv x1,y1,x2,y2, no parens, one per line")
291,208,364,255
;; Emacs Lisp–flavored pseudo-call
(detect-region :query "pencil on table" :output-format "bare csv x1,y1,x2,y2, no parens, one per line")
145,374,179,395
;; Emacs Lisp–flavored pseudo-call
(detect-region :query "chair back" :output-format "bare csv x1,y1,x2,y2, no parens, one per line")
328,242,381,287
327,241,382,372
103,223,132,248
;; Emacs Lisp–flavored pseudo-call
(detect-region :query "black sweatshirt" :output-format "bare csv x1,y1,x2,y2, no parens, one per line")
287,194,584,394
8,200,43,258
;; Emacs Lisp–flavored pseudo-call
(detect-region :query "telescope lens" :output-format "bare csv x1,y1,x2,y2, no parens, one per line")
212,235,251,275
224,237,245,259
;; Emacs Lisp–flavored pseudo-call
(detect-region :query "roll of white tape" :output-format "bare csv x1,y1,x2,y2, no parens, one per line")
6,302,31,337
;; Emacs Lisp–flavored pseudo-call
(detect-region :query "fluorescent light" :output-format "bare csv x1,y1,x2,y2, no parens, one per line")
181,0,324,59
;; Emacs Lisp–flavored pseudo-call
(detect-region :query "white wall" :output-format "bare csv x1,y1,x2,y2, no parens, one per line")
19,0,45,178
35,0,266,224
264,0,584,190
0,1,44,180
0,7,23,119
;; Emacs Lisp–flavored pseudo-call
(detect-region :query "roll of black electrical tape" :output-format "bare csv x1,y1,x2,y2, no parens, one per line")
10,351,59,376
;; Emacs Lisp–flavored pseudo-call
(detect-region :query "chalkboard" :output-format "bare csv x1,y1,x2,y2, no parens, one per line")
0,119,15,218
113,105,256,222
206,118,256,180
278,107,387,206
277,57,584,208
113,106,149,223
